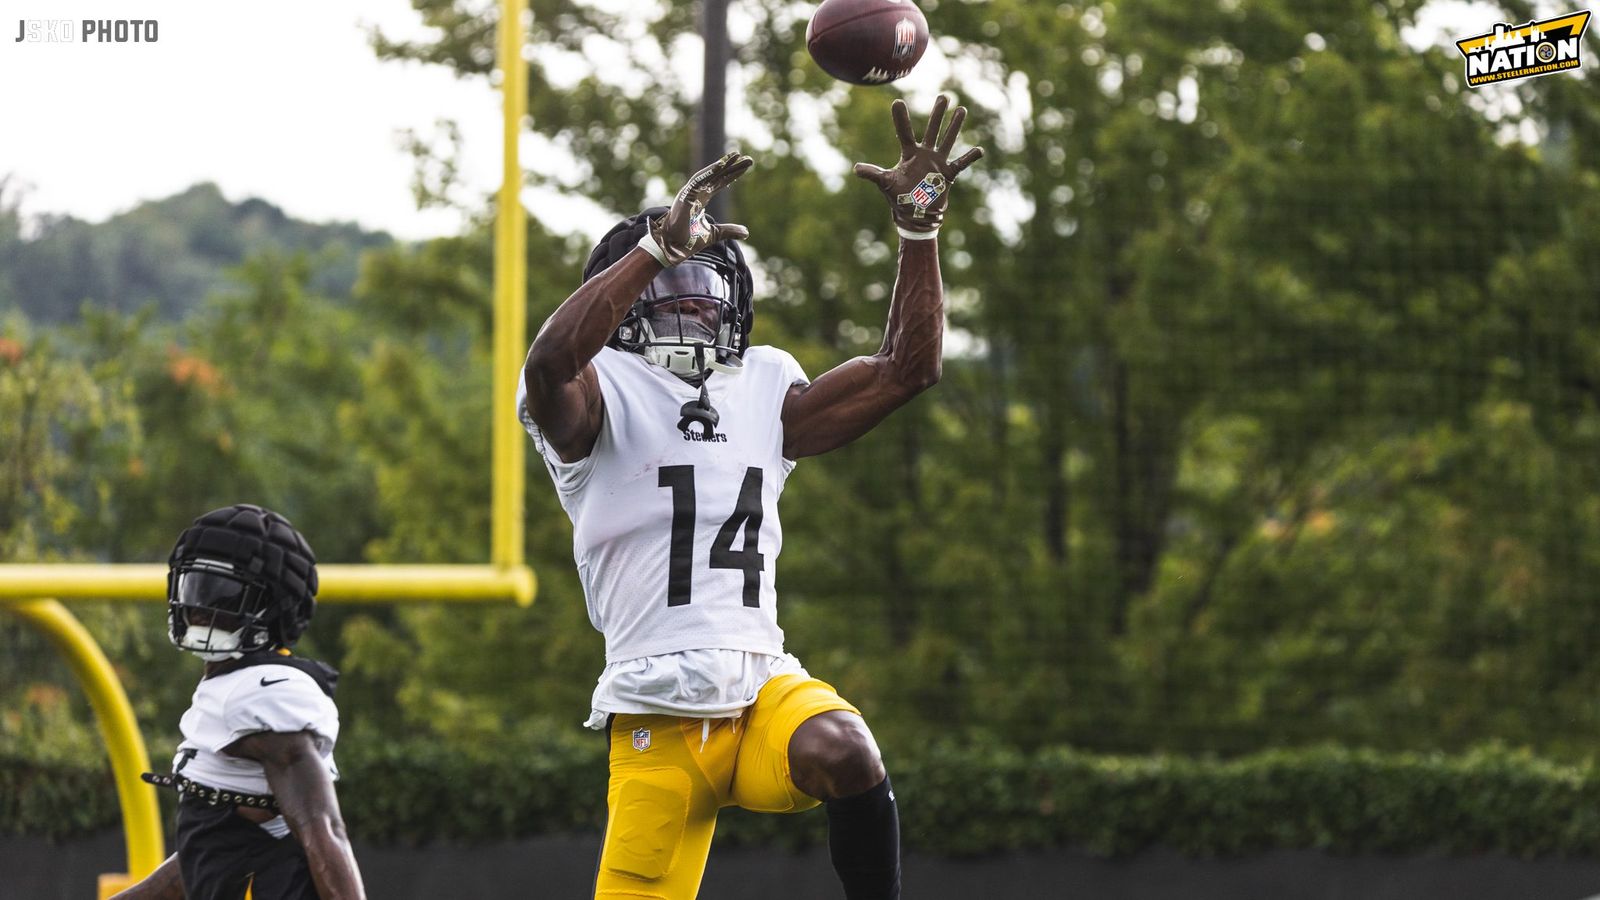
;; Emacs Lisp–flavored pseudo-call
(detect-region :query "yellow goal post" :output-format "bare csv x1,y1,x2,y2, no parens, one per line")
0,1,533,895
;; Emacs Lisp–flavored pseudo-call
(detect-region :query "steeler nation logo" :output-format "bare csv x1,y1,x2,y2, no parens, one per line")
1456,10,1591,88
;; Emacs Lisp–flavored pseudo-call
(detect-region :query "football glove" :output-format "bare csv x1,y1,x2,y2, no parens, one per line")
639,151,754,266
854,95,984,238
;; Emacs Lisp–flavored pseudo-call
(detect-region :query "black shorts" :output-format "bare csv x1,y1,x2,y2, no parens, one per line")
175,795,316,900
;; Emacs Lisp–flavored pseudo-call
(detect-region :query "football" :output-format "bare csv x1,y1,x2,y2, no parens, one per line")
805,0,930,86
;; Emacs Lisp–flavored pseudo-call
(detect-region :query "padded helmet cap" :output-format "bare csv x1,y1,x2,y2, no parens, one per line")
167,504,318,648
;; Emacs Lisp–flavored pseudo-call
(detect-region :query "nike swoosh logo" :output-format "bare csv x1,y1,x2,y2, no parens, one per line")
259,677,290,687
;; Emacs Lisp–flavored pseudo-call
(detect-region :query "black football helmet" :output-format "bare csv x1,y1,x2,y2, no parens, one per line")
585,206,755,379
166,504,318,660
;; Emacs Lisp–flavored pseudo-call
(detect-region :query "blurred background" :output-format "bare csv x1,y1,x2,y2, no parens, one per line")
6,0,1600,896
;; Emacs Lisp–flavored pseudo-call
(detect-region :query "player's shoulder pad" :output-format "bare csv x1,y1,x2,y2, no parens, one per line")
741,345,808,385
204,650,339,699
593,344,636,365
589,344,649,383
739,344,792,370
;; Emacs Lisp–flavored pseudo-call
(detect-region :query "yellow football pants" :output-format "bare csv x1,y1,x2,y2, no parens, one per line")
594,673,860,899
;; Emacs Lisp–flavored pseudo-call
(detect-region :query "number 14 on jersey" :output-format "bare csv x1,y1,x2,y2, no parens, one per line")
658,465,766,608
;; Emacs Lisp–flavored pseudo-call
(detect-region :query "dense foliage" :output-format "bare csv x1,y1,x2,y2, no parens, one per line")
6,0,1600,849
12,743,1600,860
356,0,1600,757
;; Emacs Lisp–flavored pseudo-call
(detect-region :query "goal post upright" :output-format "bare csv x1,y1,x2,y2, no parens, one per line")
492,0,529,574
9,599,163,899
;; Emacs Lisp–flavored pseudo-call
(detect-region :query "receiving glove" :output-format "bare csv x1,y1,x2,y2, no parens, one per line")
853,95,984,239
638,151,754,266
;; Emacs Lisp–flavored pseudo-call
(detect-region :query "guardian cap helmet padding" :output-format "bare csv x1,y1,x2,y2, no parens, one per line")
586,206,755,379
166,504,318,660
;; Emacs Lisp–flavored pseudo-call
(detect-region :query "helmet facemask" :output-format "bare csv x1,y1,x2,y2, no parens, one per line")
167,558,275,661
616,259,746,381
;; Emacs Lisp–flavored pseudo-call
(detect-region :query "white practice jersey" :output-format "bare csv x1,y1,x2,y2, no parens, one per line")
520,345,807,664
174,661,340,797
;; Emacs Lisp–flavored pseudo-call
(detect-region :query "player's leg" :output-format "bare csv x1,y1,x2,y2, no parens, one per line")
245,844,318,900
174,799,304,900
730,675,900,900
796,712,900,900
595,714,734,900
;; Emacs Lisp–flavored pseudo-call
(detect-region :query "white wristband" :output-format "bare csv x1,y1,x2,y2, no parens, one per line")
896,226,939,241
636,232,671,266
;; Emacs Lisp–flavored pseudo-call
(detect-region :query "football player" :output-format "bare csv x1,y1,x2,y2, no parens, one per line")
112,504,365,900
519,95,982,899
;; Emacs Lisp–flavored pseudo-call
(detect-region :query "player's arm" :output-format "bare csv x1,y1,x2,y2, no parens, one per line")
782,95,983,459
523,152,753,462
107,853,185,899
226,730,366,900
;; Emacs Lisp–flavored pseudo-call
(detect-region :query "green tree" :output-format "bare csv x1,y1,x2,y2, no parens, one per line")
11,0,1600,774
357,0,1600,758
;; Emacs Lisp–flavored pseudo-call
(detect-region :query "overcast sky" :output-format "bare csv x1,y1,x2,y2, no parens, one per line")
0,0,1507,242
2,0,504,240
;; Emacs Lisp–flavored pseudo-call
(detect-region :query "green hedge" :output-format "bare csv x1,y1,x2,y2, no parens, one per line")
8,742,1600,858
0,756,123,840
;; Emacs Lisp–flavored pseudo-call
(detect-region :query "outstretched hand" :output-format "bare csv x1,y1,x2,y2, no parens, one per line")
854,95,984,236
644,151,754,266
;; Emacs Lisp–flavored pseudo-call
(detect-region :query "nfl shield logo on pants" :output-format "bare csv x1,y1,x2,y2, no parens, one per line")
632,727,652,752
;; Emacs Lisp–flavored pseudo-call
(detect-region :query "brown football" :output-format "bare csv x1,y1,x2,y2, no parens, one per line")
805,0,929,86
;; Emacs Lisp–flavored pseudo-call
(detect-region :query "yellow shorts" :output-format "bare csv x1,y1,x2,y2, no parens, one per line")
594,673,860,899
